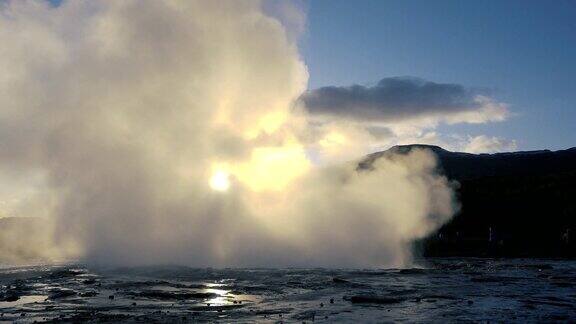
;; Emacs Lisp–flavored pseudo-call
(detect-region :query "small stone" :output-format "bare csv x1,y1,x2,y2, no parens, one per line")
332,277,348,284
4,293,19,302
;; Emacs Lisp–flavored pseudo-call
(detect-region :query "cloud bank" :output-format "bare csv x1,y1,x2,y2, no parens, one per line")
0,0,457,267
463,135,517,154
300,77,509,125
298,77,514,159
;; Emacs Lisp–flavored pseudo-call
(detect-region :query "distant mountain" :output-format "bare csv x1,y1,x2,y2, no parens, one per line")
362,145,576,258
361,144,576,181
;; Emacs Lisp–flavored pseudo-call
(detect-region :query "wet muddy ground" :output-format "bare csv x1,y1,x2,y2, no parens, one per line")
1,258,575,322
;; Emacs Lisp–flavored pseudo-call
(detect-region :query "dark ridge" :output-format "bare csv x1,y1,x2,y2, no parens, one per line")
360,144,576,181
361,145,576,258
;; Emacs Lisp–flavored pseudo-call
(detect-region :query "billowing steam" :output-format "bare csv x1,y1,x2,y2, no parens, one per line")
0,0,456,267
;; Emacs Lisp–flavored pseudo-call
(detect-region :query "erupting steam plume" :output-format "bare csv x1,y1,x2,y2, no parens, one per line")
0,0,456,267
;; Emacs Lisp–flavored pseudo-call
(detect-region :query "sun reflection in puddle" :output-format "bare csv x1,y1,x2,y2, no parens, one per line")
204,283,232,306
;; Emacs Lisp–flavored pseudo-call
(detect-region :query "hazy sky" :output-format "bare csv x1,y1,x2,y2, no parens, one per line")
42,0,575,151
302,0,576,151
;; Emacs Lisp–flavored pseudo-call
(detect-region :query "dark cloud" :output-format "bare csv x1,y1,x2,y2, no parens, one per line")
300,77,498,123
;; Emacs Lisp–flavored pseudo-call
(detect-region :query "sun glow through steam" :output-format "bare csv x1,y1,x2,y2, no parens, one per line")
210,171,230,192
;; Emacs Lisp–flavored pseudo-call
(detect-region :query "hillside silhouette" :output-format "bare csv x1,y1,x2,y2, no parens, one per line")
362,145,576,257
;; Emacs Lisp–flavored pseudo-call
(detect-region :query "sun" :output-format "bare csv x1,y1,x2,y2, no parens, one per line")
209,170,230,192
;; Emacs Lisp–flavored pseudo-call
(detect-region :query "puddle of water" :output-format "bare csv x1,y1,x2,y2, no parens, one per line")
0,295,47,308
204,287,232,306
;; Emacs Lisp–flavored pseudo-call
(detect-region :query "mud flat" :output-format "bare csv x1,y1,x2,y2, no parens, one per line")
0,259,575,322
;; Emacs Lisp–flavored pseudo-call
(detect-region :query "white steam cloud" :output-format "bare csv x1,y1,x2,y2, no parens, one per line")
0,0,456,267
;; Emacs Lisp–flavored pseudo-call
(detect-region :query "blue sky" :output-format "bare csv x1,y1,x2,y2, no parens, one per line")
302,0,576,151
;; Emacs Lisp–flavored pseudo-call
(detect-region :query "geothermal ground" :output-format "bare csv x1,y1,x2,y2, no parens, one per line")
1,259,575,323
